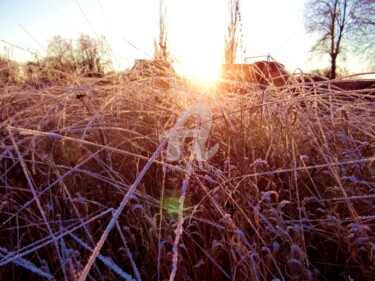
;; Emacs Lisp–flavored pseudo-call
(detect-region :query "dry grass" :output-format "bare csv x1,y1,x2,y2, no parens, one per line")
0,68,374,281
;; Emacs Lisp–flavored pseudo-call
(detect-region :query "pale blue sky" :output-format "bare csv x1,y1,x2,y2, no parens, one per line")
0,0,366,81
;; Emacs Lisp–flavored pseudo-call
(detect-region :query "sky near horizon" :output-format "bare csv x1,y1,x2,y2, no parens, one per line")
0,0,367,82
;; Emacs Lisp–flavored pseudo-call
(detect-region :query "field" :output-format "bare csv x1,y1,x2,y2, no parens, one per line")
0,69,374,281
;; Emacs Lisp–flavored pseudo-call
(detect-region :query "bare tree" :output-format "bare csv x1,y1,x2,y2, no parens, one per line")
304,0,375,79
46,35,77,74
76,34,111,75
154,0,172,63
41,34,112,80
224,0,241,64
351,0,375,69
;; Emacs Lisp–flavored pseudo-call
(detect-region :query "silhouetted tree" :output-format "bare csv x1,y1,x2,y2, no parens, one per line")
224,0,241,64
76,34,110,75
304,0,375,79
351,0,375,70
43,36,77,80
25,34,112,82
154,0,172,63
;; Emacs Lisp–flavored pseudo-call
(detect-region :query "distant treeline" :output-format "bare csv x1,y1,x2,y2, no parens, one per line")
0,33,113,85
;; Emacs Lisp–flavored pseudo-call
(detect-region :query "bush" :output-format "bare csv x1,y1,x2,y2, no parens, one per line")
0,56,20,85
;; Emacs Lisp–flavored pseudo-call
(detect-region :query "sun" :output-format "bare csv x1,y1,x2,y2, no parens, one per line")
167,0,227,86
175,35,224,86
178,57,222,86
192,62,222,85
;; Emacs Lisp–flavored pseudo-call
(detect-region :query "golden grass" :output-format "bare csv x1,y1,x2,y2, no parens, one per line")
0,70,374,280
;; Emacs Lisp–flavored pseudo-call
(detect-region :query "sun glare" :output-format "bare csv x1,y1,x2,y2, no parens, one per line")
167,0,227,86
175,46,224,86
187,60,222,85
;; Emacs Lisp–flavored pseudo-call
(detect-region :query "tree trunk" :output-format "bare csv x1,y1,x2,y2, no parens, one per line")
330,53,337,79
